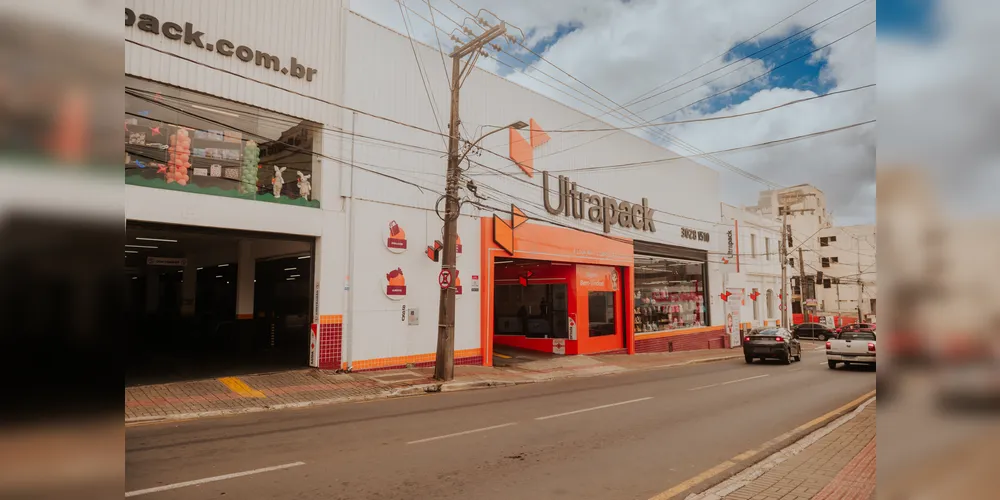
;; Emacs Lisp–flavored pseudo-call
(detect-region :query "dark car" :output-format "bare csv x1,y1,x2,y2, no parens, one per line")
790,322,834,341
743,327,802,364
833,323,875,337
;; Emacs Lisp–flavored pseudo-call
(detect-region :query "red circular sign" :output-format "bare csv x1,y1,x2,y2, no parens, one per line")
438,269,453,289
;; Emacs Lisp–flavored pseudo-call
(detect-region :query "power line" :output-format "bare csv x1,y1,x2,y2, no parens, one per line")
504,84,875,132
126,39,455,142
631,0,871,117
125,90,447,197
442,0,788,189
398,0,448,148
556,119,875,173
587,0,826,127
651,19,877,121
126,86,450,158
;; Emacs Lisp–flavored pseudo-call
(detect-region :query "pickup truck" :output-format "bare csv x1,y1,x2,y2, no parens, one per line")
827,331,876,369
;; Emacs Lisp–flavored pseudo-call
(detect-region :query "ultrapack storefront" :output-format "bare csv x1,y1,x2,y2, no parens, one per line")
476,207,728,364
481,216,635,357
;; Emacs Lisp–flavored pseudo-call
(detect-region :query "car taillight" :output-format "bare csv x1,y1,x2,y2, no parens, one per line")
743,336,751,343
775,336,784,343
826,341,832,350
868,342,876,352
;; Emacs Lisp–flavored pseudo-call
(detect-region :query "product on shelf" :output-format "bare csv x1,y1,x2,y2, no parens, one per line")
165,128,192,186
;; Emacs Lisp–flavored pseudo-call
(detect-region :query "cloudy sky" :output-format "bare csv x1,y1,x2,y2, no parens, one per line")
354,0,884,224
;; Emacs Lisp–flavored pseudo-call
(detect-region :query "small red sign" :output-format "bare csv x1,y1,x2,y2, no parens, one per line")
438,269,453,289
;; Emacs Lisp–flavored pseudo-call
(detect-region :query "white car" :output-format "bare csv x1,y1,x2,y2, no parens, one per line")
827,331,877,369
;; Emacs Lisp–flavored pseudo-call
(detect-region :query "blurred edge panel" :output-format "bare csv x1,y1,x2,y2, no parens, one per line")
0,0,120,168
0,2,121,499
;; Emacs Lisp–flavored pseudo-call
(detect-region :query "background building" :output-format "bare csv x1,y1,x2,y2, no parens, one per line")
749,184,877,326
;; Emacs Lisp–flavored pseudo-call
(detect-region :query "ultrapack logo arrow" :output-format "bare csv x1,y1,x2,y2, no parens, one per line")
493,204,528,256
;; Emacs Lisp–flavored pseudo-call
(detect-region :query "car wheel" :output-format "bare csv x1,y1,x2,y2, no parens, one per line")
817,333,827,341
828,360,837,369
745,355,753,364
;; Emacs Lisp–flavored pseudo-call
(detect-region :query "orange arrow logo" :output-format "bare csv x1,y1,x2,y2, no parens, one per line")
493,204,528,255
508,119,549,178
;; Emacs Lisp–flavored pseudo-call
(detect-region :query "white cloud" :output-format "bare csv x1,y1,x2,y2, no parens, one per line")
354,0,877,222
879,0,1000,218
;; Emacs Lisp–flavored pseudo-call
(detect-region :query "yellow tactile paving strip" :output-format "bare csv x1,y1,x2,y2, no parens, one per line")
217,377,267,398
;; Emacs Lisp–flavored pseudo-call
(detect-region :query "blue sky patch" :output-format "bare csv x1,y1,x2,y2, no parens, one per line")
496,22,581,76
878,0,938,40
687,31,834,116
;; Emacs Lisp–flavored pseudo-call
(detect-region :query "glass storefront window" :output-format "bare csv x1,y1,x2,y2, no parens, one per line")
588,291,617,337
634,254,707,333
124,76,319,207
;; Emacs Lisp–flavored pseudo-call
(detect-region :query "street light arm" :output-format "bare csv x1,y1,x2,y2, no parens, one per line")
455,122,525,166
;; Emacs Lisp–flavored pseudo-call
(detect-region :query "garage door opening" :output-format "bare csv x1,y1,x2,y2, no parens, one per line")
126,222,314,385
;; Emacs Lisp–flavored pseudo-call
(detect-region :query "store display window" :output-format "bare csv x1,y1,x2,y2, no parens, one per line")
633,254,707,333
124,76,319,207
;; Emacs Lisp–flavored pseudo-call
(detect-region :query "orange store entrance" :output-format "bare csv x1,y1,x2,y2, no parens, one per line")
480,217,635,364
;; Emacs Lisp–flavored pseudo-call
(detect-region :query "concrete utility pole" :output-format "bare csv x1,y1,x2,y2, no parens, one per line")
856,243,863,321
434,23,507,382
780,213,789,328
798,247,807,320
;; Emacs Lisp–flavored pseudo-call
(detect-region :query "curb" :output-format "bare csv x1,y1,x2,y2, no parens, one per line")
125,353,741,425
653,390,876,500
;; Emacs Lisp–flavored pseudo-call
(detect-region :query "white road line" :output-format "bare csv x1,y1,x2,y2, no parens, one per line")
407,422,517,444
124,462,305,497
689,374,770,391
535,397,654,421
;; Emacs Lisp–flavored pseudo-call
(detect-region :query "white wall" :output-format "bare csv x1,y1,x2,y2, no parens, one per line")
346,199,481,363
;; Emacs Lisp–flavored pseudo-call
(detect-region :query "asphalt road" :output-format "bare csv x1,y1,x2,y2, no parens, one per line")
125,342,874,500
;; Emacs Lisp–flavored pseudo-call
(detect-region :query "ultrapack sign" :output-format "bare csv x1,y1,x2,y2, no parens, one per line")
542,172,656,234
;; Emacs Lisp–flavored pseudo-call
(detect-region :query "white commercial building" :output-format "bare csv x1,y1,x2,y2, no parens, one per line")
124,0,743,379
750,184,876,325
720,204,790,331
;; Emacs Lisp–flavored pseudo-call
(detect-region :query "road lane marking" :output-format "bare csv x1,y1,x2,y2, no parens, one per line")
407,422,517,444
686,395,877,500
649,389,876,499
124,462,305,497
218,377,266,398
534,397,653,421
648,460,736,500
688,374,769,391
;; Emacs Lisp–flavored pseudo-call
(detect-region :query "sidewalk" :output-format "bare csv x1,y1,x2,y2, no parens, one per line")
125,348,739,423
691,399,876,500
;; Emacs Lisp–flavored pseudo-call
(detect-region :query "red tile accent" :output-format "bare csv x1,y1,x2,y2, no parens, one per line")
317,315,343,370
635,327,730,354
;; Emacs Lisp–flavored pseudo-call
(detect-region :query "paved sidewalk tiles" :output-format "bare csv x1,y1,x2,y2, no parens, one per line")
125,349,741,422
719,401,876,500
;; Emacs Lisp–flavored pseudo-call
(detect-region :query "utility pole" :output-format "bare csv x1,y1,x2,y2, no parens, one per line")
434,23,508,381
856,242,863,321
780,212,789,328
798,247,807,321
